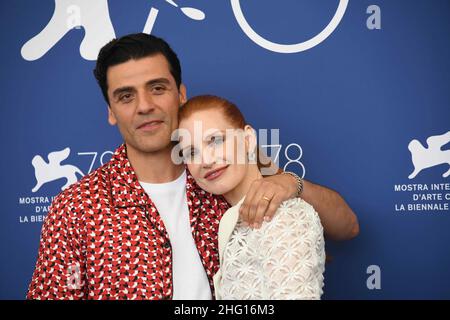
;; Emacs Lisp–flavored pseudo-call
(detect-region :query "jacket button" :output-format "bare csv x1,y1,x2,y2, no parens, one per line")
163,242,171,249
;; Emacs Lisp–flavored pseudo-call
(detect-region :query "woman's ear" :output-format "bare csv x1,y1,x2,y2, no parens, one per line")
244,125,257,154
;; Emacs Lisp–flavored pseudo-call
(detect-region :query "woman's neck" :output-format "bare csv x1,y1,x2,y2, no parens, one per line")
224,164,263,206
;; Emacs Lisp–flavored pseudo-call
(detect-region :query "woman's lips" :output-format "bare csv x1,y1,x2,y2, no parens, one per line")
204,165,229,181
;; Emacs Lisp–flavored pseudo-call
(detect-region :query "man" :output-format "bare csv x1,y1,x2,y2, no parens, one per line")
27,33,358,300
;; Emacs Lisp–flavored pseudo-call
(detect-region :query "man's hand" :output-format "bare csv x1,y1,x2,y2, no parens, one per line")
239,173,297,228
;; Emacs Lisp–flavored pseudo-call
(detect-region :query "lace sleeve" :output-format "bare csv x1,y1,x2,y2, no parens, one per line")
259,199,325,300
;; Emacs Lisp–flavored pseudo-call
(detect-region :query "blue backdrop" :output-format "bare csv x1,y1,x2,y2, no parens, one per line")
1,0,449,299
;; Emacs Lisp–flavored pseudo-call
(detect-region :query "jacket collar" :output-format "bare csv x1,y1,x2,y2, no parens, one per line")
107,144,153,208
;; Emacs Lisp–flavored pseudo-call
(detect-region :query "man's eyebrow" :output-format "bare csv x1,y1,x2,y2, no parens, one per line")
146,78,171,86
112,78,172,99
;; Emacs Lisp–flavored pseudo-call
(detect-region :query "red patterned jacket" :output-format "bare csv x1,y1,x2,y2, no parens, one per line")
27,144,229,300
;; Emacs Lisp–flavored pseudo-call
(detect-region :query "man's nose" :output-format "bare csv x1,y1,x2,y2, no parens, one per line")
136,91,156,114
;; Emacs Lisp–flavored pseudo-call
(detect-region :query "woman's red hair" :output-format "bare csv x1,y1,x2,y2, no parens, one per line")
179,95,247,129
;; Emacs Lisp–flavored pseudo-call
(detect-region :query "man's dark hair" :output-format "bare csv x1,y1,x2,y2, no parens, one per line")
93,33,182,104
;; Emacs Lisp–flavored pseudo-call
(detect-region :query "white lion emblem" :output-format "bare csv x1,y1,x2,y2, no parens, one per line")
31,147,84,192
408,131,450,179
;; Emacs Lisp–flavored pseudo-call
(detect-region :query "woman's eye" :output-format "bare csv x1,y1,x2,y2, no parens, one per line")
182,149,198,162
211,136,224,145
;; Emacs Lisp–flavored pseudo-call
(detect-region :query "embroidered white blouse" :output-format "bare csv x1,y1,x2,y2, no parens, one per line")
213,197,325,300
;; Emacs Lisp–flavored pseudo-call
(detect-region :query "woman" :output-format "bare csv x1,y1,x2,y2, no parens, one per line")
177,95,325,300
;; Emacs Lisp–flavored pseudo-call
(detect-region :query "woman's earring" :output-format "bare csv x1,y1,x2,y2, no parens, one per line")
248,151,256,162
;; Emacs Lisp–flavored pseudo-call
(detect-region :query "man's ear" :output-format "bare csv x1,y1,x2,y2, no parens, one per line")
108,106,117,126
179,84,187,105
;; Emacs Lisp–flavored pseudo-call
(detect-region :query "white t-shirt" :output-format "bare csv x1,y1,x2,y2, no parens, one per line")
140,170,212,300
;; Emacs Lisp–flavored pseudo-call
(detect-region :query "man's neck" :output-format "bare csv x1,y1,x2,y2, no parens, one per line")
224,164,263,206
126,143,185,184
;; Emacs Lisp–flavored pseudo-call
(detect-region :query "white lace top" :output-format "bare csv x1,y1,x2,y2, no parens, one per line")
213,197,325,300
